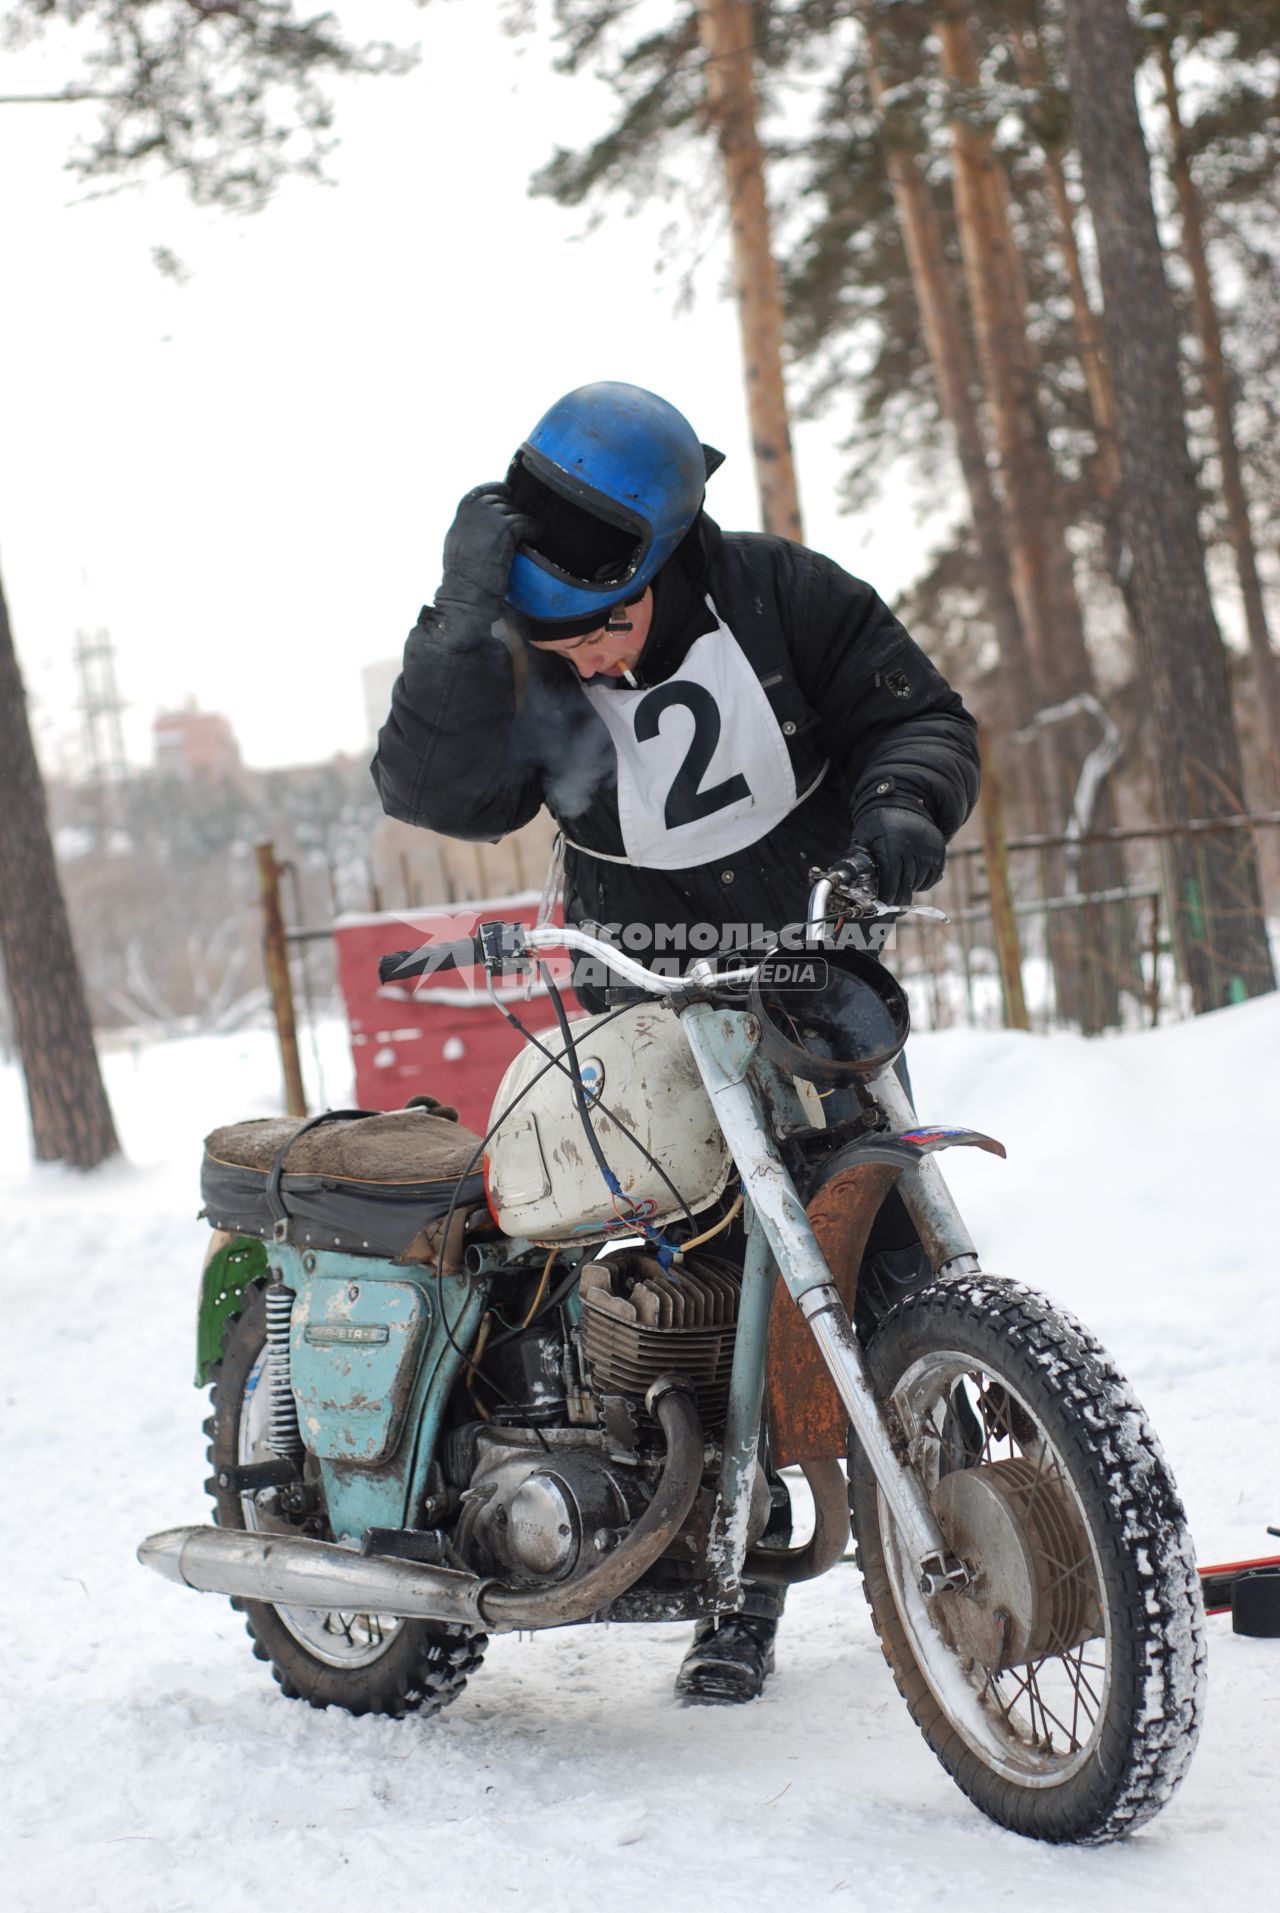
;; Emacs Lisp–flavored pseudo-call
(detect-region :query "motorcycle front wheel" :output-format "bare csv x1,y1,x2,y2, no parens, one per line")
849,1274,1205,1844
205,1278,487,1716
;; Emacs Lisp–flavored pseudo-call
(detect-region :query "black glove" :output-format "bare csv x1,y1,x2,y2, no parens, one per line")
846,806,946,907
438,483,538,615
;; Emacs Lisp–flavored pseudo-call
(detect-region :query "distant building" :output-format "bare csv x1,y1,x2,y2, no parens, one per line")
362,658,401,751
153,703,242,782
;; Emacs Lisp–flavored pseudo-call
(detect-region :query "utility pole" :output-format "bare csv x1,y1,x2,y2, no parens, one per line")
72,628,129,846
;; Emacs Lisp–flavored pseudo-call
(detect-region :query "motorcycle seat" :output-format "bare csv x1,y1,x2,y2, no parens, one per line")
200,1106,487,1259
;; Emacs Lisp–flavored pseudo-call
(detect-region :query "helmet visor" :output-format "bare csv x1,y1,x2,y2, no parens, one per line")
506,452,649,590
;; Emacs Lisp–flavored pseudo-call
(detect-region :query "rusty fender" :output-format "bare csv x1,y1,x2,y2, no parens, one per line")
765,1156,901,1467
764,1125,1004,1466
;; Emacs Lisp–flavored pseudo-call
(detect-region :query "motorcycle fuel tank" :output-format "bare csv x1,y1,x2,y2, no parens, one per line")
484,1004,731,1245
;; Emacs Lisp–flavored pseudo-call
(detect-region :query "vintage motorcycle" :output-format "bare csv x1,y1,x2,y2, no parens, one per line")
139,869,1205,1845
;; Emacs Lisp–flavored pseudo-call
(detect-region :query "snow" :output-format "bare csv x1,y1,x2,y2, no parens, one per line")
3,1000,1278,1910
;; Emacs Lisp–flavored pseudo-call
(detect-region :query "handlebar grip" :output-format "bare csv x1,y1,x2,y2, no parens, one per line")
378,937,477,984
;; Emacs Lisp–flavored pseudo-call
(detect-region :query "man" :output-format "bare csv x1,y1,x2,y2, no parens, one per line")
372,381,980,1703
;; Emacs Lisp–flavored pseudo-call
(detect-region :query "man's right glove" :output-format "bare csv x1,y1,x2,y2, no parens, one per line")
437,483,538,618
844,806,947,908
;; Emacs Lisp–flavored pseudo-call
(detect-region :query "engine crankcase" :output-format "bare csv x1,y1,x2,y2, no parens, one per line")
456,1430,646,1586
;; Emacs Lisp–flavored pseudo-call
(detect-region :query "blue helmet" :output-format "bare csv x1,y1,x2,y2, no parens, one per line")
503,383,719,626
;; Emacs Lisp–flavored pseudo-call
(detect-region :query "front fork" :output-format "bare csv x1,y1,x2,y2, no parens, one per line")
683,1002,974,1603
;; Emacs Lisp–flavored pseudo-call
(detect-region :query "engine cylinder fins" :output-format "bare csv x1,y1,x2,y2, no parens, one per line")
930,1455,1103,1671
578,1251,740,1429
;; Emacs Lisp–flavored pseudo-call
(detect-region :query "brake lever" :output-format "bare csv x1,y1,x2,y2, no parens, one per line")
833,893,950,925
806,869,950,939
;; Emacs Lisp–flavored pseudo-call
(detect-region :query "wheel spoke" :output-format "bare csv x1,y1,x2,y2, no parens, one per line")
1025,1666,1082,1751
993,1672,1026,1722
1040,1546,1097,1602
1019,1435,1052,1526
885,1350,1118,1783
1061,1645,1102,1732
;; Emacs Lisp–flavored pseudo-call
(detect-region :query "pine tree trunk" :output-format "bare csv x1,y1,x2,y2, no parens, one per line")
0,561,121,1167
1062,0,1275,1009
863,30,1044,833
936,2,1091,719
1008,18,1123,508
1157,39,1280,808
937,1,1129,1027
696,0,804,539
865,46,1029,718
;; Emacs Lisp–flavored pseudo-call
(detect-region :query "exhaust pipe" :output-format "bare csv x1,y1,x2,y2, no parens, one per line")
742,1458,851,1585
138,1525,493,1628
139,1379,704,1632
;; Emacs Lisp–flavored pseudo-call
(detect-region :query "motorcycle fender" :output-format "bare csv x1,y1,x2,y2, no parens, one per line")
765,1125,1003,1465
766,1159,900,1468
195,1233,269,1387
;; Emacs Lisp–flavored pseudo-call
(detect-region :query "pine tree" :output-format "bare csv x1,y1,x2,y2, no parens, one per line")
1061,0,1275,1007
855,12,1036,765
696,0,804,537
0,571,119,1166
528,1,805,534
1150,22,1280,803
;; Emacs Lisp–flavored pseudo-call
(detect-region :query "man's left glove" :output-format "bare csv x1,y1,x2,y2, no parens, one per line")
846,806,947,908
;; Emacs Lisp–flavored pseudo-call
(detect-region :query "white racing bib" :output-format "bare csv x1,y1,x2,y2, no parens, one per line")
580,600,809,870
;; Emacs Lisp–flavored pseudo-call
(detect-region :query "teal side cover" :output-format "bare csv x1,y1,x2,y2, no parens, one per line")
276,1245,489,1544
290,1274,429,1465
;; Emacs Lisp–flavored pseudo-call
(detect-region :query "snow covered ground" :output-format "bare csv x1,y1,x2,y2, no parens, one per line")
3,999,1278,1912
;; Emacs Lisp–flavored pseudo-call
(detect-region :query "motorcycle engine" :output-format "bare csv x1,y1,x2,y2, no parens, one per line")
452,1427,646,1584
449,1248,771,1589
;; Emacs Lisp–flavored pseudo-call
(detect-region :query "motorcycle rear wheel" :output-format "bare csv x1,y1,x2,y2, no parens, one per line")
849,1274,1205,1844
206,1279,487,1716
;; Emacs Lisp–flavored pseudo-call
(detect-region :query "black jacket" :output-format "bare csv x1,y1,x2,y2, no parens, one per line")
371,515,979,974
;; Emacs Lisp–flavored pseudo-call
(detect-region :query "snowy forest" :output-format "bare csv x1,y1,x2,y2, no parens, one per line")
2,6,1278,1905
2,0,1279,1168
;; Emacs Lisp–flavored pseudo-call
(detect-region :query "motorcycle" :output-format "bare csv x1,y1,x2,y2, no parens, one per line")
139,866,1205,1845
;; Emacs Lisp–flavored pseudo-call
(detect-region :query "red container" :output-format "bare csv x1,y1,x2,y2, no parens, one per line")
332,895,582,1136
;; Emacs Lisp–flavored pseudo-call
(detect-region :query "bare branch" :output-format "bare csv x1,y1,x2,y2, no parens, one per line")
0,89,120,104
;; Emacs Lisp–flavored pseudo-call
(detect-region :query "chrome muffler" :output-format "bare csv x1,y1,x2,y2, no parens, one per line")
138,1526,493,1628
139,1380,706,1631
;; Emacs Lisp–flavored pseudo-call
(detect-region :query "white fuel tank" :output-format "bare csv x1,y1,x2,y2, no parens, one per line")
484,1003,732,1246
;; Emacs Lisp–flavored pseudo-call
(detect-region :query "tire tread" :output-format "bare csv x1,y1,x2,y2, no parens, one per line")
850,1273,1206,1844
206,1279,487,1720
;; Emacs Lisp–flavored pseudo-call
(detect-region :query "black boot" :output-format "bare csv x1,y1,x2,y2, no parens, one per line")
674,1614,778,1705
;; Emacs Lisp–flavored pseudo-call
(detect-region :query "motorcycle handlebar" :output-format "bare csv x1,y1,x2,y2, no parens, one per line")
377,937,479,984
377,877,947,995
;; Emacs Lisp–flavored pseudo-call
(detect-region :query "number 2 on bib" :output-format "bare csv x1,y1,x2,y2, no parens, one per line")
633,682,753,829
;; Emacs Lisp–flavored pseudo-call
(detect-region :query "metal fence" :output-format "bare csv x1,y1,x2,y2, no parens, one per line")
889,812,1280,1034
259,813,1280,1105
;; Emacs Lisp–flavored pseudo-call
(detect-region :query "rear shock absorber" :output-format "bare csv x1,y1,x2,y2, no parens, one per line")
264,1282,304,1463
